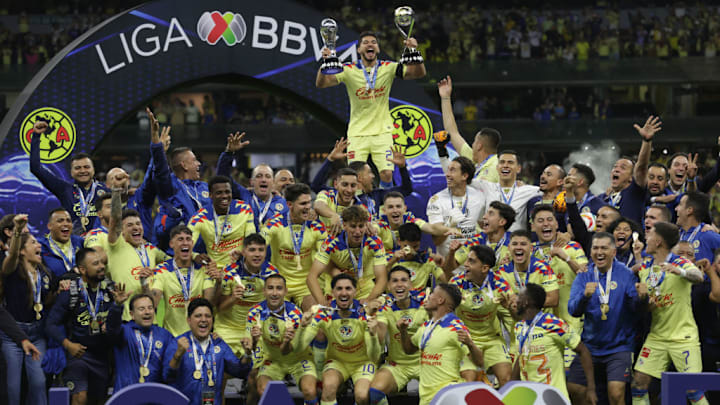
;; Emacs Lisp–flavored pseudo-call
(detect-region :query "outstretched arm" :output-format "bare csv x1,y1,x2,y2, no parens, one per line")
316,48,341,88
437,76,470,157
29,121,72,198
633,116,662,188
402,38,426,80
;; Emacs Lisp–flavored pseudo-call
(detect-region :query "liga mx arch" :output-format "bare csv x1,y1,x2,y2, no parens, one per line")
0,0,446,230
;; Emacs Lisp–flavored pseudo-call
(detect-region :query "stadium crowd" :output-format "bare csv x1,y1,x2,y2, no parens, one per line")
2,17,720,405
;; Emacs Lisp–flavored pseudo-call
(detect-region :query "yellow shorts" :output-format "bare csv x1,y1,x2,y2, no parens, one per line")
324,359,376,384
258,357,316,381
286,284,311,307
634,340,703,379
380,362,419,390
470,338,512,370
347,133,394,172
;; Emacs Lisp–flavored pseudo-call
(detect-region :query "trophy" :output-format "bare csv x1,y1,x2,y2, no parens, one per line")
394,6,423,64
320,18,343,74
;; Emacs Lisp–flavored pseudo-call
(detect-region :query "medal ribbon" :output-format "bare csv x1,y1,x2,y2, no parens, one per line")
646,253,672,295
172,259,194,301
212,208,230,245
498,182,517,205
48,237,75,272
290,222,306,256
512,262,532,289
134,330,154,369
346,233,366,279
680,224,702,244
191,335,205,379
135,244,150,268
358,60,379,90
518,311,547,355
474,154,496,179
593,264,613,305
448,189,469,216
180,181,202,211
252,194,272,225
75,181,98,219
420,312,451,350
79,279,104,323
33,271,42,306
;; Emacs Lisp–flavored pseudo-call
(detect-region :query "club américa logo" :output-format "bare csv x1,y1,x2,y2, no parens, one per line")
390,105,433,158
19,107,76,163
197,11,247,46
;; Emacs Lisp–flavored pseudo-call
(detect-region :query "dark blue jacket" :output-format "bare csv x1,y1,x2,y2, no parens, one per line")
38,234,84,278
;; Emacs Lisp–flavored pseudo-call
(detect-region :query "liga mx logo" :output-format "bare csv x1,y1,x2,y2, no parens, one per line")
197,11,247,46
19,107,76,163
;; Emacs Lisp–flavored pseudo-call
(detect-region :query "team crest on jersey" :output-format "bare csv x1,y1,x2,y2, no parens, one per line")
275,203,284,211
648,271,661,285
400,314,413,324
410,268,417,280
214,345,221,354
429,195,438,203
693,240,700,248
202,191,209,198
155,341,163,349
268,321,280,336
339,325,353,338
472,294,484,306
244,283,256,294
610,281,618,290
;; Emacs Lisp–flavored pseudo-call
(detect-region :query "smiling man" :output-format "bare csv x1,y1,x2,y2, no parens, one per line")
526,164,567,230
38,208,84,277
317,31,426,188
188,175,257,267
314,168,363,235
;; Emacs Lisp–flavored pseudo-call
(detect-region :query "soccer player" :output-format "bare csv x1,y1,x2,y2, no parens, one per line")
644,204,671,234
386,223,446,292
443,200,515,273
215,234,279,357
188,175,256,267
84,193,112,253
499,230,559,306
377,191,456,253
398,283,483,405
45,247,115,405
308,206,387,305
366,266,428,405
297,274,382,405
511,283,597,404
564,163,606,216
598,116,661,225
437,75,499,183
472,150,541,232
676,192,720,262
164,298,251,405
246,274,317,405
567,232,641,405
317,31,426,188
313,167,362,235
38,208,83,277
449,244,513,386
526,164,566,230
426,156,486,256
106,288,174,392
262,183,327,310
217,132,289,229
107,187,168,320
104,165,158,245
29,120,110,234
632,222,708,405
149,225,222,336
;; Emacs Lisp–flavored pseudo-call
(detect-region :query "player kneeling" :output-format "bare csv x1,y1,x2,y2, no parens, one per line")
247,274,318,405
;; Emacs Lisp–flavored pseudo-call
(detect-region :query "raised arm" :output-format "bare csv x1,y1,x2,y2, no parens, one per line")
310,138,347,193
401,38,426,80
217,132,251,200
1,214,27,276
107,186,123,245
633,116,662,188
316,48,341,88
29,120,72,197
148,108,175,200
694,138,720,192
437,76,470,158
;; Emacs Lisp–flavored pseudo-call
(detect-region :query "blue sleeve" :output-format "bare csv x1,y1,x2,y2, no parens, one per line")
45,289,71,344
152,142,174,200
222,341,250,378
567,201,591,256
216,151,252,201
29,131,72,201
396,166,413,196
310,159,333,193
137,144,164,207
568,272,590,318
625,272,641,309
105,303,125,344
163,338,180,383
697,156,720,193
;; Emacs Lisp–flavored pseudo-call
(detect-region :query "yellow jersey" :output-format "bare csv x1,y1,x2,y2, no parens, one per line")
188,200,256,267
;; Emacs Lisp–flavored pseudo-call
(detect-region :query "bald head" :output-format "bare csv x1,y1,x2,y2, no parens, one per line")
106,167,129,190
274,169,295,194
252,164,274,199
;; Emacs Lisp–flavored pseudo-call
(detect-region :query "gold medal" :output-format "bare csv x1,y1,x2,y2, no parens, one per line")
91,319,100,330
139,375,145,383
33,303,43,312
81,216,90,227
295,254,302,271
193,370,202,379
208,379,215,387
207,370,214,386
600,303,609,321
36,312,42,321
140,366,150,376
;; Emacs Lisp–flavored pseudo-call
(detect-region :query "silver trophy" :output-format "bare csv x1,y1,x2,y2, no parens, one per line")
320,18,343,74
394,6,423,64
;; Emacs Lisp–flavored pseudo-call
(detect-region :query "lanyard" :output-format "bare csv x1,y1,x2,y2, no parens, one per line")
448,189,468,216
467,273,494,300
180,181,202,211
518,311,547,355
358,60,380,90
491,234,507,262
213,209,230,245
498,182,517,205
646,253,671,296
134,329,154,369
512,263,532,289
578,192,591,209
420,313,451,350
33,270,42,304
607,191,622,208
252,194,272,225
474,154,496,179
172,259,194,301
357,195,376,219
290,222,306,255
346,234,366,278
48,237,74,272
191,336,217,385
135,244,150,268
75,181,98,218
593,265,613,304
680,224,702,244
79,279,103,322
533,242,551,262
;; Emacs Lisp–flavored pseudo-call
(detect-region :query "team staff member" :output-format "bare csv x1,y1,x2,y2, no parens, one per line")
632,222,709,405
297,274,382,405
399,283,483,405
449,245,513,386
0,214,52,405
308,206,387,305
568,233,641,405
317,31,426,188
38,208,83,277
106,289,174,392
164,298,251,405
149,225,222,336
46,247,115,405
676,192,720,262
29,120,110,234
246,274,317,405
368,266,429,405
262,184,327,310
510,283,597,404
526,165,567,231
108,186,168,320
188,175,256,267
217,132,289,229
